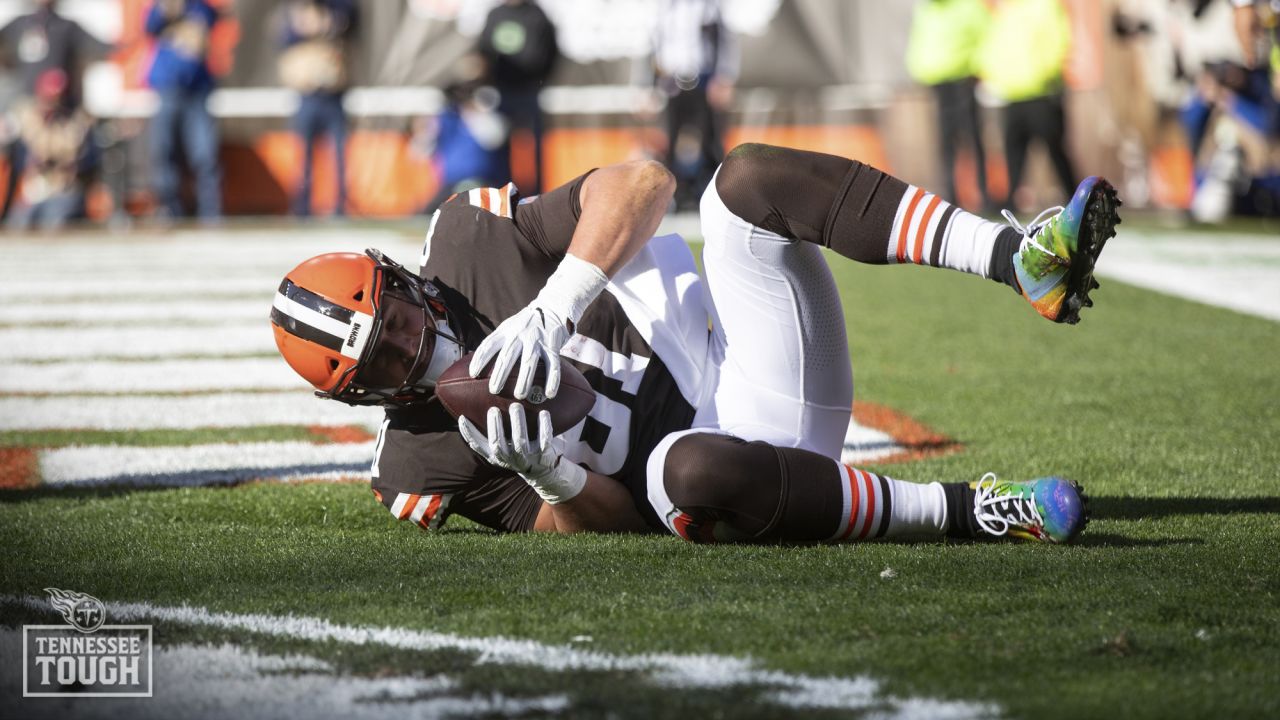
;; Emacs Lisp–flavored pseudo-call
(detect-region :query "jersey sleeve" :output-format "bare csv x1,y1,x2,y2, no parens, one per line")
512,170,594,259
369,401,543,533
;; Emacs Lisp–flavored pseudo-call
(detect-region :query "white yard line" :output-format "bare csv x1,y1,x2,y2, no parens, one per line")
1096,231,1280,322
0,300,269,325
38,441,375,487
0,233,422,279
1,359,306,394
3,596,997,719
0,325,274,360
0,393,382,432
0,276,281,302
841,421,903,465
0,633,569,720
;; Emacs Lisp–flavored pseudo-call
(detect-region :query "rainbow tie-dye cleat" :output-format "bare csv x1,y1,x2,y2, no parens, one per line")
1005,177,1121,324
970,473,1088,544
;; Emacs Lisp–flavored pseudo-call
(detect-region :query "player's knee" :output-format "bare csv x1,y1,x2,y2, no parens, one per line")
661,433,754,511
713,144,786,229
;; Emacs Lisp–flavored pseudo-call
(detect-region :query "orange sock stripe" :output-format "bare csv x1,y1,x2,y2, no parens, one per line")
397,494,419,520
857,470,878,540
417,494,443,529
896,188,926,264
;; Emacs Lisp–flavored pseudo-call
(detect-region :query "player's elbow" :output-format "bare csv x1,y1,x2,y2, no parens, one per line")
628,158,676,203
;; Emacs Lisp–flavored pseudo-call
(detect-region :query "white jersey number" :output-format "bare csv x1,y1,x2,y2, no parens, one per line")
554,334,650,476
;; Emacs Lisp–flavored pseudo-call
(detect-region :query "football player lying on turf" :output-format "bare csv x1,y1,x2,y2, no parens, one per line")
271,143,1119,543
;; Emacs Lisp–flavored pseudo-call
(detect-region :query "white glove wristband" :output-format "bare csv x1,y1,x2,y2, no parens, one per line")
536,253,609,328
524,459,588,505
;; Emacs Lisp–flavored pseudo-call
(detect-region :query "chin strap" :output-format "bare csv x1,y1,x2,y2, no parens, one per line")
419,315,465,387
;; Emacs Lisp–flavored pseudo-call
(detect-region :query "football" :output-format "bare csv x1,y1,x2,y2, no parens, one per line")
436,352,597,435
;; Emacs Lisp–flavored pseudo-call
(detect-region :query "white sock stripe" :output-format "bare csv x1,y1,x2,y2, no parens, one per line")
940,210,1004,279
409,494,436,524
426,495,453,529
829,462,854,542
919,198,952,267
389,492,411,518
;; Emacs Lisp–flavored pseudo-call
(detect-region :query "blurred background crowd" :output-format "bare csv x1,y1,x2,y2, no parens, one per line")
0,0,1276,231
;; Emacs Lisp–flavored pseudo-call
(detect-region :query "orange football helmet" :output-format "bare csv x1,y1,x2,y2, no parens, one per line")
270,249,459,405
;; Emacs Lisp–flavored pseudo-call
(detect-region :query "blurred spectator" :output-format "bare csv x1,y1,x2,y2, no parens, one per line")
1183,0,1280,221
411,56,510,214
978,0,1077,208
4,68,96,230
906,0,992,209
279,0,357,218
0,0,110,221
649,0,737,211
476,0,557,195
145,0,222,223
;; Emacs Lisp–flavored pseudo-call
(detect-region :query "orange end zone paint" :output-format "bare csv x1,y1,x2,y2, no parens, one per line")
852,401,963,465
307,426,376,444
0,448,39,489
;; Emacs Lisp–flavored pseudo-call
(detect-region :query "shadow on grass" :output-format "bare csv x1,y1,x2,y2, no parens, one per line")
1091,496,1280,520
1075,533,1204,548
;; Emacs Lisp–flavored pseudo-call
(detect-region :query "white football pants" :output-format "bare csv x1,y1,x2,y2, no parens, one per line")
690,172,854,458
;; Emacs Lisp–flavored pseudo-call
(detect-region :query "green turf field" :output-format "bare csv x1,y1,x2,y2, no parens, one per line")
1,229,1278,719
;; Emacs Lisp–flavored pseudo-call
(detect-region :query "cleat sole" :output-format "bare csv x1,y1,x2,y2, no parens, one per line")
1057,179,1120,324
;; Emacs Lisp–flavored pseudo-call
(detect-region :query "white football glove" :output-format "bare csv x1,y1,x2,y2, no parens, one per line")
469,253,608,400
458,403,587,505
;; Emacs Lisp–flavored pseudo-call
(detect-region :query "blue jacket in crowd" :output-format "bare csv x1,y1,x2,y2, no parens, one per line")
144,1,219,93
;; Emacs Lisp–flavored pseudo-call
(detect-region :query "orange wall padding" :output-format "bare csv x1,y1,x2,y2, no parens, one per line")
248,131,437,216
540,124,889,189
236,125,887,217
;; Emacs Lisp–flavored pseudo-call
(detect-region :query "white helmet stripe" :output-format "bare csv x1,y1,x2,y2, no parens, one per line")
272,293,374,360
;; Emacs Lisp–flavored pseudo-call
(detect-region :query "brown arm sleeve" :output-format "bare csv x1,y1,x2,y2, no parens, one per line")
512,170,595,259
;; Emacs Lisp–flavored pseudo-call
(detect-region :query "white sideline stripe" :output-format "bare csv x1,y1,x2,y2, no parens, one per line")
0,325,273,360
1,359,306,394
1096,232,1280,322
4,595,995,719
0,299,268,325
38,441,376,485
0,393,383,431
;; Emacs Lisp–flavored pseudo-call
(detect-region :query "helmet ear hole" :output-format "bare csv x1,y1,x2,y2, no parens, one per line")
352,290,364,302
328,359,340,372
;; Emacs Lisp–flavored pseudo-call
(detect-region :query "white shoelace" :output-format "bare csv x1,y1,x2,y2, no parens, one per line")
972,472,1043,537
1001,206,1063,259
